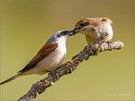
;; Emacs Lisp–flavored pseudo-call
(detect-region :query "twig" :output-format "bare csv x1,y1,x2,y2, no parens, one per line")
18,35,124,101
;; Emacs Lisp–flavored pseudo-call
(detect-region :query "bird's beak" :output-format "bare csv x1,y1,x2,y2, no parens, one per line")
57,30,74,37
57,28,80,37
69,28,80,36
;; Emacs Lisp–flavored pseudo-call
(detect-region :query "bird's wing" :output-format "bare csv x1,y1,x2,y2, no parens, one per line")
18,42,58,74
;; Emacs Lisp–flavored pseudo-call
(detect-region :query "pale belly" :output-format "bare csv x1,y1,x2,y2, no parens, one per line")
23,48,66,75
35,49,66,75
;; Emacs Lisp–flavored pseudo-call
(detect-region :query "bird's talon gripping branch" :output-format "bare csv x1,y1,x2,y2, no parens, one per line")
67,60,79,73
107,41,113,51
88,43,100,55
94,46,102,55
67,68,72,73
67,63,73,73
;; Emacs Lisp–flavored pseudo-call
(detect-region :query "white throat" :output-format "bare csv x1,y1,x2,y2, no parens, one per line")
57,36,67,54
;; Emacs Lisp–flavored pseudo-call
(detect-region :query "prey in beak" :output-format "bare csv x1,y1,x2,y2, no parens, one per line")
68,28,81,36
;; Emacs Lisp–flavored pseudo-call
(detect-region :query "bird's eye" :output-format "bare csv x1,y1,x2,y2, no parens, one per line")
80,23,85,27
102,18,107,22
62,31,68,34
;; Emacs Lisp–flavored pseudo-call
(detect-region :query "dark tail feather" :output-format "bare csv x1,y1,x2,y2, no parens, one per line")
0,73,20,85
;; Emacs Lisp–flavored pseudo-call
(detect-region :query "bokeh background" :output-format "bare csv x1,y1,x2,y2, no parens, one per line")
0,0,134,100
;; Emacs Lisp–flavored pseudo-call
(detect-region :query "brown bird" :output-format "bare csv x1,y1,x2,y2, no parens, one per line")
72,17,113,44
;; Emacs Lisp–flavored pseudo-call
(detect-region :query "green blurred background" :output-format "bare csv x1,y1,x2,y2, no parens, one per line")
0,0,134,100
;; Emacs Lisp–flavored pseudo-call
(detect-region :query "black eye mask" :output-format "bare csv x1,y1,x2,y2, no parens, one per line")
57,31,70,37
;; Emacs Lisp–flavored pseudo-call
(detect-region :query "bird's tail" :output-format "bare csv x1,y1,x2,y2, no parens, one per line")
0,73,20,85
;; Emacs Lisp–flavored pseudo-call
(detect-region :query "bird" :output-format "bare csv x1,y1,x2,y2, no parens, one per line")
0,30,73,85
71,17,113,44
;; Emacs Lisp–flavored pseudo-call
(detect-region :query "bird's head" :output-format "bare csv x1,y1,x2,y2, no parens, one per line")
47,30,74,43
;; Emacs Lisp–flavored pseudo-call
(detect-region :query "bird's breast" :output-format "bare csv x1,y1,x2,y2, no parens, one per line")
81,23,113,44
82,23,113,38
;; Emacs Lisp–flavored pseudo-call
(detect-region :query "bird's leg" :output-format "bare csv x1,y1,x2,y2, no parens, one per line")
107,41,113,51
92,44,101,55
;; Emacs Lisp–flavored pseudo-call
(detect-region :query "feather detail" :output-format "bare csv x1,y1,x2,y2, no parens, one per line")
18,42,58,74
0,73,20,85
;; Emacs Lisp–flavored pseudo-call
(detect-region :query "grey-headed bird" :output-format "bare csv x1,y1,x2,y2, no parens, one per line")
0,30,72,85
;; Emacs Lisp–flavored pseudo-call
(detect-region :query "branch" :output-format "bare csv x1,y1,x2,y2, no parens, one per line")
18,35,124,101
